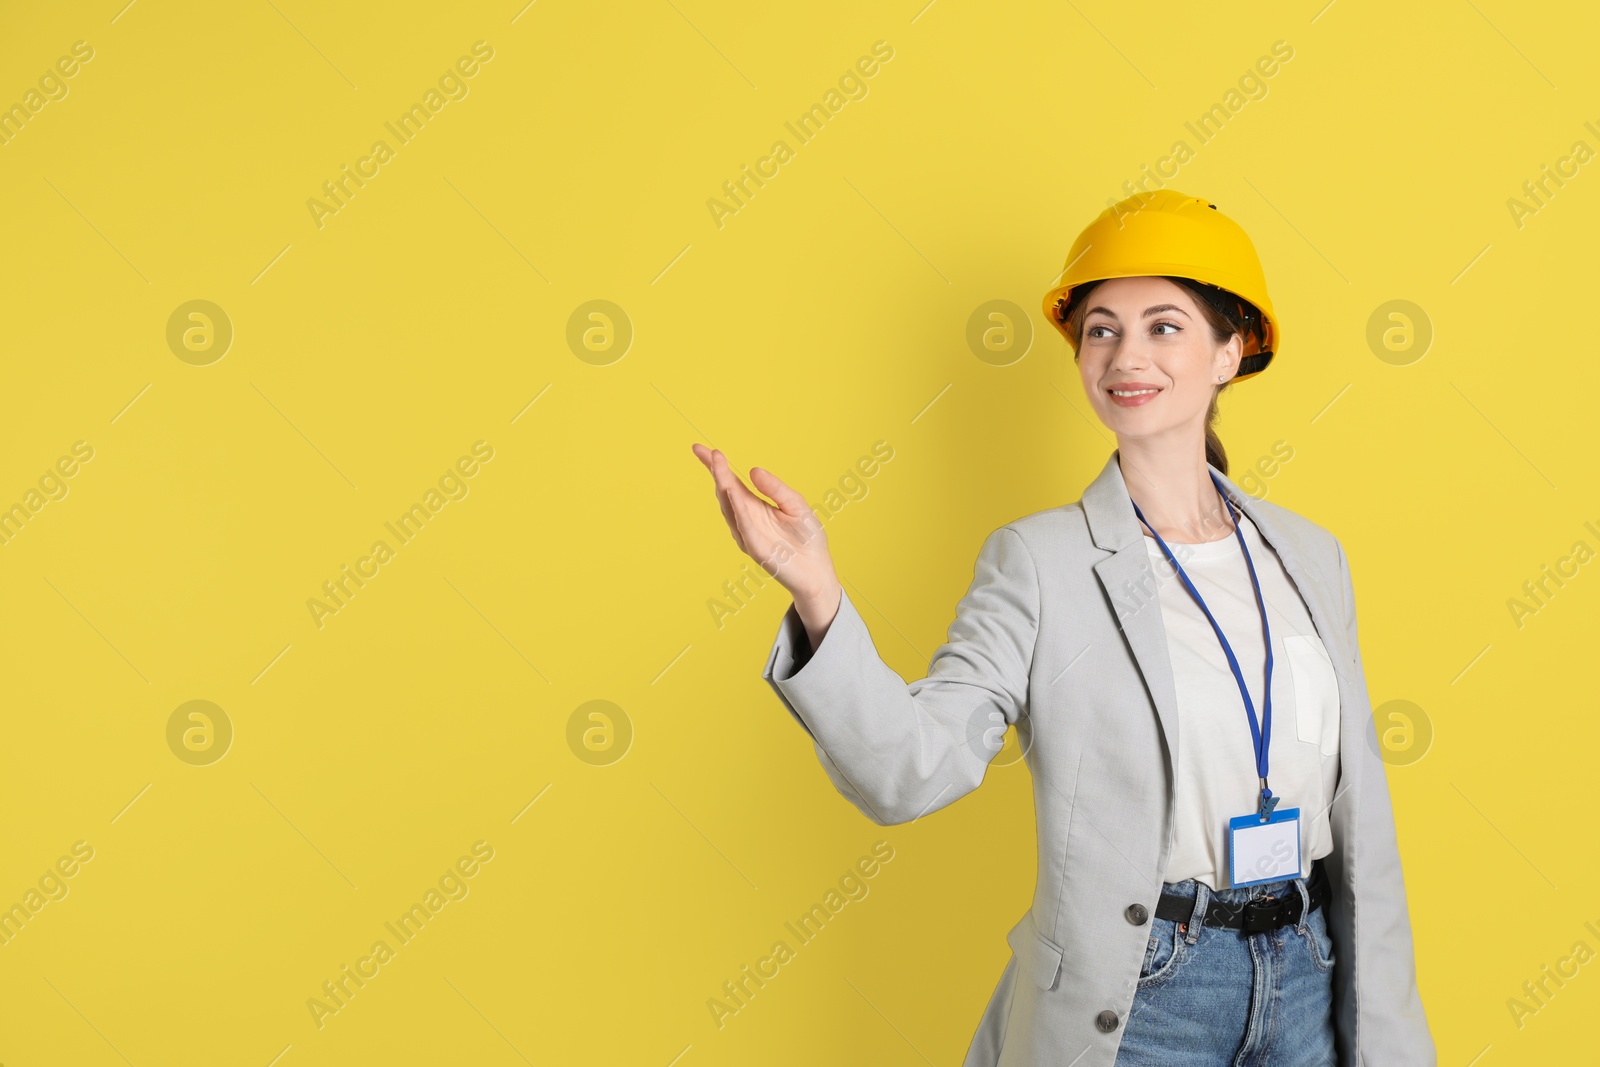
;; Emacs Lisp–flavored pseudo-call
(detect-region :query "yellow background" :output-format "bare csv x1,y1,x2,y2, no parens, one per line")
0,0,1596,1063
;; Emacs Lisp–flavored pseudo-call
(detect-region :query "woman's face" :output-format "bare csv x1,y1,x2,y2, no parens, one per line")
1075,276,1241,444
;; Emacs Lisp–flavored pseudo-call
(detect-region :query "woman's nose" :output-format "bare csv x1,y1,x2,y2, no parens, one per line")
1110,350,1151,372
1112,339,1158,367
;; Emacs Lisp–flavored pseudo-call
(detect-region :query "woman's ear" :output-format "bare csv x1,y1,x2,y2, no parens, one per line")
1217,332,1244,380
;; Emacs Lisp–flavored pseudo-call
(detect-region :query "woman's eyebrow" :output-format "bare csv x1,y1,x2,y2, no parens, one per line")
1085,303,1192,320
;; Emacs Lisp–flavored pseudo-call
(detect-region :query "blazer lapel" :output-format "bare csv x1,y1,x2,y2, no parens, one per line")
1079,448,1362,825
1082,451,1185,800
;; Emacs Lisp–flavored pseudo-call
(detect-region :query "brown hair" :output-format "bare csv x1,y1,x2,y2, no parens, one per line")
1059,276,1259,476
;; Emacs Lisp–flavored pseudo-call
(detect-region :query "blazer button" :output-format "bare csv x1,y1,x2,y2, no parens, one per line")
1125,903,1148,925
1096,1009,1120,1033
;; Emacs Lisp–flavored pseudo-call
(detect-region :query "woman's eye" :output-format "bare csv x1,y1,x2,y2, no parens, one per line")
1087,321,1180,339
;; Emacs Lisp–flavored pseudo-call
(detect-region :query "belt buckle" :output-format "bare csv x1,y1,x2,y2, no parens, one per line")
1239,897,1282,933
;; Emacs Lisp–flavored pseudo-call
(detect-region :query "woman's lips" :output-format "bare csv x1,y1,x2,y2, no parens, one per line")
1107,384,1161,407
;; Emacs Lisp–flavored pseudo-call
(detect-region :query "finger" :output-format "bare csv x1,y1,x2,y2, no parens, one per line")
692,444,732,517
718,454,769,528
694,443,732,499
711,449,762,507
708,451,768,547
748,466,808,517
715,480,741,541
721,486,748,553
694,446,751,549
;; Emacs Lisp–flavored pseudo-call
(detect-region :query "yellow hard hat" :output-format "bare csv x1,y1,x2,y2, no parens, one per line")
1042,189,1279,383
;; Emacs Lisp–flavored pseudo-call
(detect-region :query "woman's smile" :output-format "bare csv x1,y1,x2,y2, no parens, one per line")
1108,381,1164,407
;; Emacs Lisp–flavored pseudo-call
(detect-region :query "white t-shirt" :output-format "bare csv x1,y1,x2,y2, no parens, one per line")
1143,509,1342,890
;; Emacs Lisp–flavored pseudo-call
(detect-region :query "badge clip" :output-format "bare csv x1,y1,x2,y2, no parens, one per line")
1258,779,1279,822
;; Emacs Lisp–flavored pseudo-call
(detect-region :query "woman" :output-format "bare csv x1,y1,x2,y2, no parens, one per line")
691,190,1434,1066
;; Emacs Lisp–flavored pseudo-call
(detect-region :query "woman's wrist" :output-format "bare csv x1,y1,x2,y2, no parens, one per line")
792,576,843,651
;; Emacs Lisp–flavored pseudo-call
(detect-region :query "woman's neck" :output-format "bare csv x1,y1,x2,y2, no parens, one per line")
1116,438,1236,544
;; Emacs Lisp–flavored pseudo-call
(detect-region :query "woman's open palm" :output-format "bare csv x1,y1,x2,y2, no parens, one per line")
691,443,839,604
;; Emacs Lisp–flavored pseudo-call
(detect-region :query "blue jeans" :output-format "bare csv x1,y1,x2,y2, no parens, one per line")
1113,864,1337,1066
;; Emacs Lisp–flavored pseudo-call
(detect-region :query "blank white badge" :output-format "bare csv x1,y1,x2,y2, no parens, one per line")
1228,807,1303,888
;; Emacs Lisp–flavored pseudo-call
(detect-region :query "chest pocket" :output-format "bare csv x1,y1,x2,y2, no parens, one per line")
1285,634,1340,756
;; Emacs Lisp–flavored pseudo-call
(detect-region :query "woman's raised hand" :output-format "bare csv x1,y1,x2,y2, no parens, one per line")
691,443,842,620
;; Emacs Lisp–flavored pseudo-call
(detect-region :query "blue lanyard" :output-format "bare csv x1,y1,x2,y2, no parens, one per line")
1132,472,1279,822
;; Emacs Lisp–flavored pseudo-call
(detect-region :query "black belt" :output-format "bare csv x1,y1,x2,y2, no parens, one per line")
1153,860,1328,933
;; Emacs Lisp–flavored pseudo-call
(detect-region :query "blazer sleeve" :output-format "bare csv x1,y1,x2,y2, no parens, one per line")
1336,537,1437,1064
761,525,1040,826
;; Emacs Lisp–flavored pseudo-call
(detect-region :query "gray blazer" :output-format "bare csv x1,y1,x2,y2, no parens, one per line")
762,449,1434,1066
